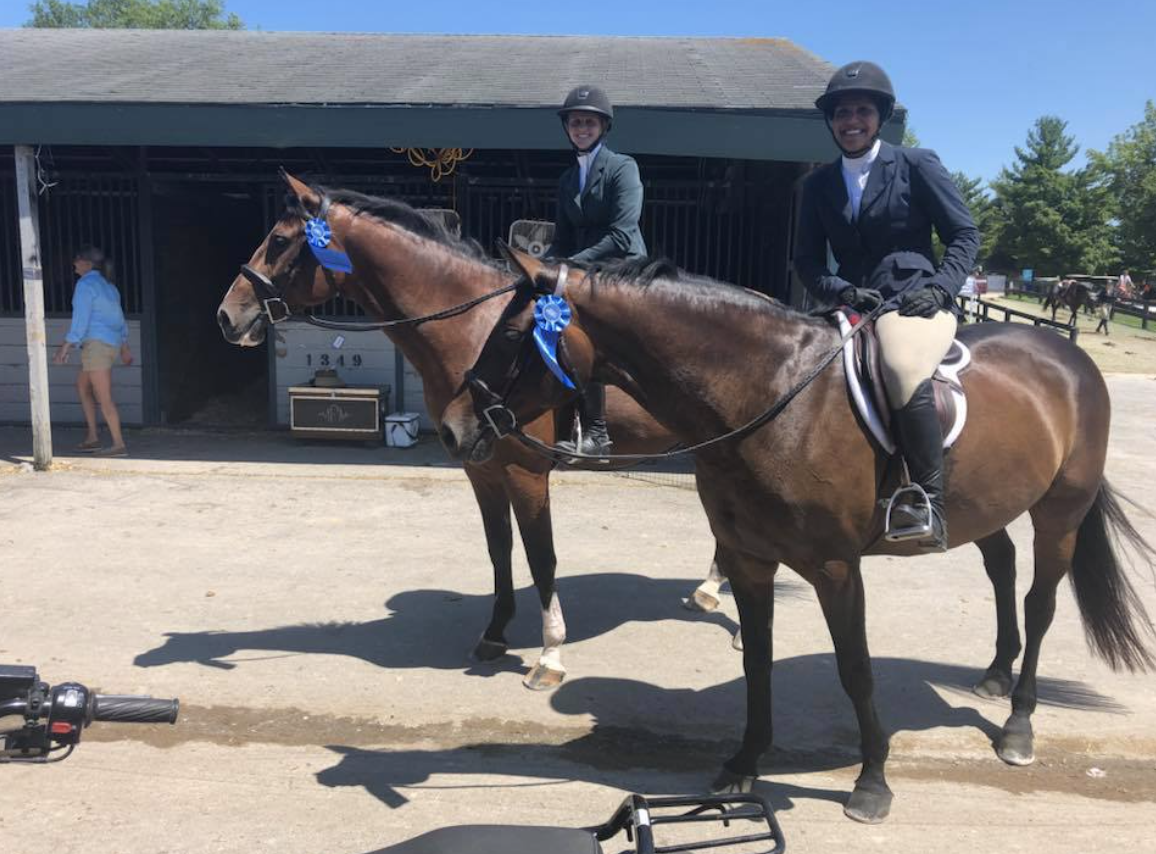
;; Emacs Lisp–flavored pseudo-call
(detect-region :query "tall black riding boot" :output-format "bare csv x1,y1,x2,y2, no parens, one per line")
556,381,612,456
888,379,948,551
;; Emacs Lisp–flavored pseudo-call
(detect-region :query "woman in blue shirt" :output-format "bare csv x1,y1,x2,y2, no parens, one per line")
52,245,133,455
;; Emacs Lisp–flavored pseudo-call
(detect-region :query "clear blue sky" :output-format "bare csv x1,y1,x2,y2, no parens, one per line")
4,0,1153,184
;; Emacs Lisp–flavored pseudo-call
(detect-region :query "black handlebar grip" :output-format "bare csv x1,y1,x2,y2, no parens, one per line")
92,694,180,724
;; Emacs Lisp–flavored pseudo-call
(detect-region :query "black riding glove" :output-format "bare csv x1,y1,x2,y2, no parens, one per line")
838,286,884,313
898,285,953,318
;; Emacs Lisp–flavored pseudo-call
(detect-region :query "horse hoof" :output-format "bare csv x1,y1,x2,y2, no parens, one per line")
471,637,508,662
523,663,565,691
684,588,721,612
844,781,893,824
997,716,1035,766
711,768,757,794
973,670,1013,699
997,736,1035,766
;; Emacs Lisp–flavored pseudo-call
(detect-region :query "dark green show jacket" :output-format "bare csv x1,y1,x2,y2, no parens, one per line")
547,145,647,263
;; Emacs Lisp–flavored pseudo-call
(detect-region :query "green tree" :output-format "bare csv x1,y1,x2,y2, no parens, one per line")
26,0,243,29
901,126,920,148
987,116,1117,275
1089,101,1156,272
947,171,996,265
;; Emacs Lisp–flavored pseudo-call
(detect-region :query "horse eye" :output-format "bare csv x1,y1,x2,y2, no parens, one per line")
270,234,290,249
503,327,522,343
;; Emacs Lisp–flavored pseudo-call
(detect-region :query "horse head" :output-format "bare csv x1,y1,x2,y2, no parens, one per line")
217,171,351,346
439,245,595,463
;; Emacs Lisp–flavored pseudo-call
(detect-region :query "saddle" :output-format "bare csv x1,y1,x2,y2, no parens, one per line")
836,311,971,454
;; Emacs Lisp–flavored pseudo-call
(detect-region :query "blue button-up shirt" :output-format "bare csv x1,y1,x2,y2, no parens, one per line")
65,271,128,347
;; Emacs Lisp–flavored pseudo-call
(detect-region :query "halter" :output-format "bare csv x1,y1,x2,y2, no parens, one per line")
464,272,884,468
238,193,517,331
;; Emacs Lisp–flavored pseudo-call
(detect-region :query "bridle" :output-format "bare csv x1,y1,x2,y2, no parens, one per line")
463,269,884,468
238,192,517,332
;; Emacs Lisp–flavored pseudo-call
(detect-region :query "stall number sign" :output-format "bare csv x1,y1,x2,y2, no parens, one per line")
305,353,363,368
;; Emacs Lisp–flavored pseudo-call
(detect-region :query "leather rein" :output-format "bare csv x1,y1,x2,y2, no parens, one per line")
466,271,884,468
238,194,516,333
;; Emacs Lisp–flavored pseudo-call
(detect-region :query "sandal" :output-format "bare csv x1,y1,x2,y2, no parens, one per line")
74,439,101,453
94,445,128,457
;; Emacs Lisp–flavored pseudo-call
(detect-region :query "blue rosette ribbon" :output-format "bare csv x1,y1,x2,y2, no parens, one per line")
304,217,354,273
532,295,576,389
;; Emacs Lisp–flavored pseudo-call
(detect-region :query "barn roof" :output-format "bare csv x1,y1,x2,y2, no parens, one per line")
0,30,904,160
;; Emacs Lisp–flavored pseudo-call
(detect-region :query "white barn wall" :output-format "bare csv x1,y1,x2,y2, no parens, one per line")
271,323,431,429
0,318,142,424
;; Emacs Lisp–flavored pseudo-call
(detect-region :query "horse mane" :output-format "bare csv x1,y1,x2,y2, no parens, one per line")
284,188,495,265
583,255,816,325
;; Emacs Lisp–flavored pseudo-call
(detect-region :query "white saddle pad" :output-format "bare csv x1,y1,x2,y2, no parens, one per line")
837,311,970,455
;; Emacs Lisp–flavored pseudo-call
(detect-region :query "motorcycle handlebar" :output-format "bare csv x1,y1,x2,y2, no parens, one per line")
92,695,180,725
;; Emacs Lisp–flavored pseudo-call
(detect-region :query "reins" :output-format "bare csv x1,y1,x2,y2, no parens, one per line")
480,299,885,469
240,191,517,332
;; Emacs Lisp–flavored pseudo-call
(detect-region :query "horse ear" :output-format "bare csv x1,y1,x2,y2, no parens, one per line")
282,171,320,212
505,244,548,284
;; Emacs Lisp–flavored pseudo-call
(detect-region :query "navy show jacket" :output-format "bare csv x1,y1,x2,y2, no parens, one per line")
794,141,980,308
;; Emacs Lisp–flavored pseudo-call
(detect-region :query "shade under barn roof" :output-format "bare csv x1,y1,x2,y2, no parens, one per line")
0,30,904,160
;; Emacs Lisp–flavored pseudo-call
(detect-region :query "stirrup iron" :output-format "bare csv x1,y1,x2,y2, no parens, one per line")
884,483,934,542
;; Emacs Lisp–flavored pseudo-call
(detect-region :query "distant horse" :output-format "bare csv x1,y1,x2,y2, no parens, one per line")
216,173,720,691
1042,279,1095,325
439,247,1155,823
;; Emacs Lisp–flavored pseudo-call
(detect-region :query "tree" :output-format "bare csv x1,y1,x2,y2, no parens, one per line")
948,171,996,265
987,116,1117,275
26,0,243,29
1089,101,1156,272
901,126,920,148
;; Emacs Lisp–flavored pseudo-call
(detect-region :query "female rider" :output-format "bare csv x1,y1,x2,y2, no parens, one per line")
794,61,980,551
546,85,647,456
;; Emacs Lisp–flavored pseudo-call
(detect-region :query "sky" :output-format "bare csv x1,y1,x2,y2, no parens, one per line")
2,0,1153,184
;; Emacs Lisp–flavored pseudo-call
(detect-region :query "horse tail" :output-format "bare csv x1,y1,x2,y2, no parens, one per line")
1070,480,1156,672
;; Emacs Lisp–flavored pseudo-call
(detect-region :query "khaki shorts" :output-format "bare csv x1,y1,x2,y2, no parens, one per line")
80,339,119,371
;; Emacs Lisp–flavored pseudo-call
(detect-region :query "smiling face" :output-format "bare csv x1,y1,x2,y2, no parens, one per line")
830,94,881,156
565,112,607,151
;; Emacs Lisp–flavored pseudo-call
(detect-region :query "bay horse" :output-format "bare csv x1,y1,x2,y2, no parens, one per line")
216,173,722,690
438,246,1155,823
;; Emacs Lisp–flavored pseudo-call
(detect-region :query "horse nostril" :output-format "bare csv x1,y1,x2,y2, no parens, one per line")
217,309,233,333
439,424,458,455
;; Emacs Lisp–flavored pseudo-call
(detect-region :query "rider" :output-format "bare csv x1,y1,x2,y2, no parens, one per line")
546,85,647,456
794,61,980,552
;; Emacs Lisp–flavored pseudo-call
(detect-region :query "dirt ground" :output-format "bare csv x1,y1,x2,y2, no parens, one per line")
980,293,1156,374
1,375,1155,854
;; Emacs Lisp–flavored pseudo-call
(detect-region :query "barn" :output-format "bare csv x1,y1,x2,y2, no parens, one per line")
0,29,905,432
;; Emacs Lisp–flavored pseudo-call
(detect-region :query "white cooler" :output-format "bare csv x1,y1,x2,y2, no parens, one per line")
385,412,421,448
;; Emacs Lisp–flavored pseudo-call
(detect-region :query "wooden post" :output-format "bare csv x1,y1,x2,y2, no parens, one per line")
14,145,53,470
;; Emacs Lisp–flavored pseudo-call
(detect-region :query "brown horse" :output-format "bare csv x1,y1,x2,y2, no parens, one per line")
438,247,1155,823
216,173,722,690
1042,279,1095,325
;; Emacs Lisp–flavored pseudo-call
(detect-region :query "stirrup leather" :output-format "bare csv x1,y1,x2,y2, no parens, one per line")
884,483,934,542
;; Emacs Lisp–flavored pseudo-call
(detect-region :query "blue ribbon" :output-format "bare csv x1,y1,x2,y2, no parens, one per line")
304,217,353,273
532,295,576,389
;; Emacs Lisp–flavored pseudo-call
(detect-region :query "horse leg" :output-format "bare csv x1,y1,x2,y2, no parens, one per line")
996,528,1072,766
814,559,892,823
465,468,516,662
974,529,1021,698
685,546,726,612
505,465,566,691
714,566,776,792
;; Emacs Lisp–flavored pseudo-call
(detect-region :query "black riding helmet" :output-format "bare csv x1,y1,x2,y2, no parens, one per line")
816,61,896,157
558,85,613,152
815,61,895,122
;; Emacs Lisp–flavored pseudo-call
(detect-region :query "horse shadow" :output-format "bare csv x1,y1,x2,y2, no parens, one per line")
313,653,1124,811
132,572,760,673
